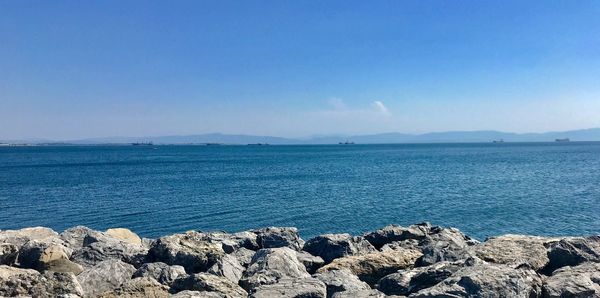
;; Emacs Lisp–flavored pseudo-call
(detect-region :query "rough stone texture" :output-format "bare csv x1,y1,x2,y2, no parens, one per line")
410,262,543,298
542,262,600,298
97,277,170,298
60,226,105,249
71,236,148,268
232,247,256,267
253,227,304,251
147,231,225,273
249,277,327,298
0,265,84,297
303,233,376,264
544,236,600,273
16,239,83,274
170,273,247,298
296,251,325,274
416,226,478,266
105,228,142,245
133,262,186,286
364,223,432,249
0,243,19,265
317,247,422,285
0,227,59,247
207,254,245,283
330,289,388,298
380,239,421,253
376,260,465,296
313,269,371,297
171,290,228,297
196,231,259,253
77,259,136,297
240,247,311,291
473,234,556,271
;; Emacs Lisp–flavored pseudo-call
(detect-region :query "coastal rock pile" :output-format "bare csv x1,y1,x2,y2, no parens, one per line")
1,223,599,297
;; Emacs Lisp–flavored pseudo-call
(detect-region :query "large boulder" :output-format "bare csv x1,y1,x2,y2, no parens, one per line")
364,223,432,249
542,262,600,297
253,227,304,251
105,228,142,245
170,273,247,298
231,247,256,267
0,265,84,297
207,254,245,284
544,236,600,273
71,236,148,268
77,259,136,297
249,277,327,298
147,231,225,273
193,231,259,253
415,226,478,266
330,289,388,298
303,234,376,264
133,262,186,286
171,290,228,297
60,226,105,249
296,251,325,274
473,235,556,271
317,247,422,285
1,227,59,247
0,243,18,265
97,277,170,298
410,262,543,298
240,247,311,292
16,239,83,274
313,269,371,297
376,260,465,296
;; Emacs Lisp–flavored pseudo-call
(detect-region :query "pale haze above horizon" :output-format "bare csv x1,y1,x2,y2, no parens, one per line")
2,1,600,140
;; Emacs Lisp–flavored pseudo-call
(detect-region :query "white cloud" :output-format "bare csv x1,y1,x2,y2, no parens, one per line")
372,101,390,115
328,97,347,111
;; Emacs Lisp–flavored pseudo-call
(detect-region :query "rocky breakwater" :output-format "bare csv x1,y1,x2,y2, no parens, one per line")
1,223,599,297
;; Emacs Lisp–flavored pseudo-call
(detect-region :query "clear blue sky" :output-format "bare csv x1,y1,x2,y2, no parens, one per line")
2,1,600,140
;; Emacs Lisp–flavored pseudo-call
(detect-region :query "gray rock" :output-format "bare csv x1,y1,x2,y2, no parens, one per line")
296,251,325,273
380,239,421,253
16,239,83,274
544,236,600,273
249,277,327,298
253,227,304,251
313,269,371,297
170,273,247,298
542,262,600,298
0,265,84,297
97,277,170,298
240,247,311,291
77,259,136,297
231,247,255,267
0,243,18,265
60,226,105,249
317,247,422,285
133,262,186,286
200,231,259,252
303,233,376,264
473,234,556,271
410,262,543,298
71,236,148,268
416,227,478,266
147,231,225,273
376,261,464,296
0,227,59,248
364,223,432,249
331,289,388,298
207,254,245,284
171,290,228,297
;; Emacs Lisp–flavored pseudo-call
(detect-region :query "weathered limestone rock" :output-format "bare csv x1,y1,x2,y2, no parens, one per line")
249,277,327,298
147,231,225,273
240,247,311,291
317,247,422,285
231,247,255,267
303,233,376,264
97,277,169,298
77,259,136,297
0,243,19,265
207,254,245,284
376,261,465,296
170,273,247,298
330,289,388,298
313,269,371,297
364,223,432,249
473,234,555,271
544,236,600,273
171,290,227,297
195,231,259,253
410,262,543,298
105,228,142,245
133,262,186,286
542,262,600,298
60,226,106,249
253,227,304,251
0,227,59,247
380,239,421,253
71,236,148,268
16,239,83,274
296,251,325,273
0,265,84,297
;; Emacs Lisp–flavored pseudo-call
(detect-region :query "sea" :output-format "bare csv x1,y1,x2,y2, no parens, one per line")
1,142,599,240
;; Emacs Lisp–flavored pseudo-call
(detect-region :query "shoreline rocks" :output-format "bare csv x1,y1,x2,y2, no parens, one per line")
0,224,598,297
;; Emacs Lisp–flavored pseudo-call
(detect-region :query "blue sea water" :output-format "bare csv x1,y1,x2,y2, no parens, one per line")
1,143,599,240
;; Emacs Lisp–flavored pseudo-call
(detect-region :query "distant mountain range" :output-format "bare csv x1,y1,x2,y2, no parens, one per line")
2,128,600,145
